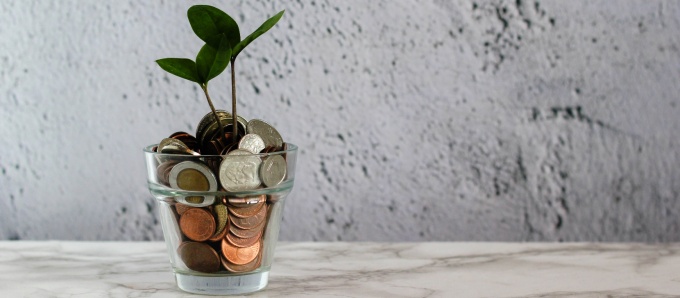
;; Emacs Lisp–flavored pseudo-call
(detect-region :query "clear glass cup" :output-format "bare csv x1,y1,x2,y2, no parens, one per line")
143,143,297,295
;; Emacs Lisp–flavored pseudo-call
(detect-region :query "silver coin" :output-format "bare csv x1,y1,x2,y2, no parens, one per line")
158,138,199,155
219,154,262,191
260,155,287,187
228,149,253,156
238,134,266,154
247,119,283,150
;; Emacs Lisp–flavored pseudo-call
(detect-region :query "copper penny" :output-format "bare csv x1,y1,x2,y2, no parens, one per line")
156,161,178,186
230,204,267,229
175,203,192,215
226,195,266,207
228,200,265,218
161,164,175,186
226,230,262,248
230,218,265,239
179,208,216,242
170,131,198,151
208,218,229,242
221,238,260,265
177,241,221,273
221,251,262,273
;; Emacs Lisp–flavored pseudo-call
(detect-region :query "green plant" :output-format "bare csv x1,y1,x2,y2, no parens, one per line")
156,5,284,143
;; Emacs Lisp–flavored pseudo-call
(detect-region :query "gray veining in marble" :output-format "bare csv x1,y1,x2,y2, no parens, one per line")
1,1,680,241
0,242,679,297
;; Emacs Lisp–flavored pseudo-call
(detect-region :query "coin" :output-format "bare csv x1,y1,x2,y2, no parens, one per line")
221,252,262,273
247,119,283,151
170,132,199,152
178,241,221,273
208,216,230,242
230,149,253,156
226,230,262,248
169,161,218,203
228,198,265,218
158,138,199,155
230,204,267,229
260,155,286,187
185,196,205,204
238,134,266,154
196,110,231,144
179,208,216,242
202,139,222,155
156,160,178,186
225,195,266,207
221,238,260,265
174,203,192,215
230,219,265,239
219,153,262,191
212,204,229,237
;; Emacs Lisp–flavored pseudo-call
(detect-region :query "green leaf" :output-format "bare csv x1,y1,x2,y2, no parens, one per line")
156,58,200,83
187,5,240,50
232,10,284,58
196,36,232,83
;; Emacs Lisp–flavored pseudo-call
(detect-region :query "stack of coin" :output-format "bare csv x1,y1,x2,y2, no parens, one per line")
152,111,289,274
173,195,267,273
221,195,267,272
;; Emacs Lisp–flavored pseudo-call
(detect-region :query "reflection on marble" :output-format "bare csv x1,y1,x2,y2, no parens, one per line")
0,242,679,297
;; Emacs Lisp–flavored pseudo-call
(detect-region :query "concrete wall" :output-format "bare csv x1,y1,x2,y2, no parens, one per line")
1,0,679,241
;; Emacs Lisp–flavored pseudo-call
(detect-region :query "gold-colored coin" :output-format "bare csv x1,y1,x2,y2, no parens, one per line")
169,161,218,203
212,204,229,237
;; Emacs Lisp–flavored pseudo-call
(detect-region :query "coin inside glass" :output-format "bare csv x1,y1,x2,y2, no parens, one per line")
176,168,210,191
260,155,286,187
170,161,218,204
218,154,262,191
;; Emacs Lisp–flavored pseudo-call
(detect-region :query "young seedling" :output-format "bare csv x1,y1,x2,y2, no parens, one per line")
156,36,231,138
156,5,284,144
187,5,284,143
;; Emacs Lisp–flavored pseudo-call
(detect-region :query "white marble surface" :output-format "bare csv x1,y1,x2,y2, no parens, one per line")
0,242,679,297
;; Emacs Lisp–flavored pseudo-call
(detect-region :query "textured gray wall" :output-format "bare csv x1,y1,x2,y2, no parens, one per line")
1,1,679,241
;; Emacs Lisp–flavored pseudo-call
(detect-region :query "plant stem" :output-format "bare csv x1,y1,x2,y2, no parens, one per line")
230,59,238,143
201,84,225,138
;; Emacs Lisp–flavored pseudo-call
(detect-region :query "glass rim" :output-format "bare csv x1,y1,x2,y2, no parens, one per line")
143,142,298,157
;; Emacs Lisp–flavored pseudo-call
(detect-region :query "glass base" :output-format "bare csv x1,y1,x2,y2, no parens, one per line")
175,271,269,295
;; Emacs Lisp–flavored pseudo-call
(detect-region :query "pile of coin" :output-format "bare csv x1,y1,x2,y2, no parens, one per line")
175,195,267,273
154,110,287,196
152,111,288,273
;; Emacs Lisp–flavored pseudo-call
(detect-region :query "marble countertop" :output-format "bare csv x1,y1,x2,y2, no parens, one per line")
0,242,678,297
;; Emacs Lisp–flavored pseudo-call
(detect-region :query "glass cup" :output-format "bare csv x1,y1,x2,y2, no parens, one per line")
144,143,297,295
